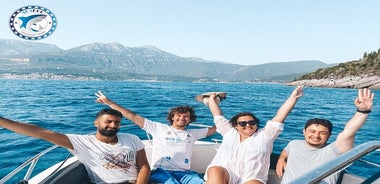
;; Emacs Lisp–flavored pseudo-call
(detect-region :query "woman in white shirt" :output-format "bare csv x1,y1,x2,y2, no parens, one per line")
203,86,303,184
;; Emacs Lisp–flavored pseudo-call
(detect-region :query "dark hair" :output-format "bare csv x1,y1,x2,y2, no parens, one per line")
96,108,122,119
304,118,333,135
166,106,196,125
230,112,260,127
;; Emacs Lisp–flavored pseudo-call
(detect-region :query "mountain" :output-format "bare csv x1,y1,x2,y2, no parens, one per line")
0,39,62,55
288,49,380,88
0,39,329,82
226,61,329,82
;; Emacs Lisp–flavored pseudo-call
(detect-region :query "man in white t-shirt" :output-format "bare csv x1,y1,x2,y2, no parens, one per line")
276,88,374,184
203,86,303,184
96,91,217,184
0,108,151,184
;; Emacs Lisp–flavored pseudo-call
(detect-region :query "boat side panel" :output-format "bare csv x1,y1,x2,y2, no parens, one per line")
38,160,91,184
190,143,219,173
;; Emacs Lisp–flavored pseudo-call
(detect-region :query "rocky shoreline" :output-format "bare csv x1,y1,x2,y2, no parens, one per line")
287,75,380,89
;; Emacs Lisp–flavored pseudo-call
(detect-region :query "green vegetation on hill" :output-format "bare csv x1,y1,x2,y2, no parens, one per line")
296,49,380,80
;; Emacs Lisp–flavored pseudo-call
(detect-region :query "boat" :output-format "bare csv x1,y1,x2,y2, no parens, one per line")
1,135,379,184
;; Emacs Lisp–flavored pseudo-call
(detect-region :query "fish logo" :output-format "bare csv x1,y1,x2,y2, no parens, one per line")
9,5,57,40
19,14,48,32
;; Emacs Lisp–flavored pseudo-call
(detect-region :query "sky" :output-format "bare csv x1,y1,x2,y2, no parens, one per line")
1,0,380,65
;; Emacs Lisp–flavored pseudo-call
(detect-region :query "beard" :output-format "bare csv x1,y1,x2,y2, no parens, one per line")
98,128,119,137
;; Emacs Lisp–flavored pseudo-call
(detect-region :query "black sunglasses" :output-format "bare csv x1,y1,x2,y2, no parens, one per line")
237,120,258,127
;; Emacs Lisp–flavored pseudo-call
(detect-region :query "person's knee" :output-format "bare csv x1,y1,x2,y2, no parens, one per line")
207,166,227,176
206,166,229,183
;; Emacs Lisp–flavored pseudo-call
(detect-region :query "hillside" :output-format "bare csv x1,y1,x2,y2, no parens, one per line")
0,39,329,82
288,49,380,88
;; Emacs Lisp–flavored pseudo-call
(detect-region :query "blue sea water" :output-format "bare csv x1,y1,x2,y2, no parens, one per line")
0,79,379,183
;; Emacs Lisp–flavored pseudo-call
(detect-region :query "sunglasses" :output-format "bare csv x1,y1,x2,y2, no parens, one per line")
237,120,258,127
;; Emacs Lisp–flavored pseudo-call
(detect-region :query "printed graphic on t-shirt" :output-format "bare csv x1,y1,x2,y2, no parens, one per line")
99,149,135,172
165,131,191,144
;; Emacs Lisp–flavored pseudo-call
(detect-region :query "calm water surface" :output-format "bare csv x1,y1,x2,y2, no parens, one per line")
0,79,379,183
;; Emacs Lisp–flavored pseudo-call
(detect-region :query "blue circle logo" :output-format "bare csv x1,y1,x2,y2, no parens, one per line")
9,5,57,40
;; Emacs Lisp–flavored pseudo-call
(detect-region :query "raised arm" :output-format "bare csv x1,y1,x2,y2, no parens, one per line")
95,91,145,128
271,86,303,123
0,117,73,150
336,88,374,153
207,93,223,117
205,93,234,136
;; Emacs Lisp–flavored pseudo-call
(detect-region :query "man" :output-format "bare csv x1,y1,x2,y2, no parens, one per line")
276,88,374,184
96,91,216,184
0,108,150,184
203,86,303,184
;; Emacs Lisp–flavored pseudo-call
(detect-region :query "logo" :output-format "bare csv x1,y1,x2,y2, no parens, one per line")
9,5,57,40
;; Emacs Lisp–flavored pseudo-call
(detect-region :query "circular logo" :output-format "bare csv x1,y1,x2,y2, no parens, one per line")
9,5,57,40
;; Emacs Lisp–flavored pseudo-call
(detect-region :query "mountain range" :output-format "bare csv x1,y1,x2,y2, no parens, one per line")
0,39,331,82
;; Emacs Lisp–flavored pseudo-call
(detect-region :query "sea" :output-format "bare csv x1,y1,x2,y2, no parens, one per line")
0,79,379,183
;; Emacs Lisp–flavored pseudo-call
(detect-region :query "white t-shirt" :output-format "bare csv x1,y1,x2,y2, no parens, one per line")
143,118,208,171
67,133,145,184
281,140,341,184
205,115,284,184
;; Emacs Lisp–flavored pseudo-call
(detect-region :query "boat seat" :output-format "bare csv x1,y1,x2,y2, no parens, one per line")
338,172,365,184
268,169,281,184
38,160,92,184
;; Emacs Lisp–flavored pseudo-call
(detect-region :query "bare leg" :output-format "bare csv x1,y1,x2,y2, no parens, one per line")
206,166,229,184
244,179,263,184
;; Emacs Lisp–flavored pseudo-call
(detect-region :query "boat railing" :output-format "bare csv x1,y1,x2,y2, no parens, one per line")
289,140,380,184
0,145,60,183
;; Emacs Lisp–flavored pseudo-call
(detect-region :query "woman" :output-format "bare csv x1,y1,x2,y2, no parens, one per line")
204,86,303,184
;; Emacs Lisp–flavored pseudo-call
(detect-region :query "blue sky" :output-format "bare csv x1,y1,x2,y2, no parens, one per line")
1,0,380,65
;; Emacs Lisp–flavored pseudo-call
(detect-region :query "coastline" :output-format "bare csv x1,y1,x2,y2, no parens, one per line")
287,75,380,89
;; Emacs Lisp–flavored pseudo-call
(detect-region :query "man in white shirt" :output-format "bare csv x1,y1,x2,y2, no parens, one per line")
0,108,151,184
96,91,216,184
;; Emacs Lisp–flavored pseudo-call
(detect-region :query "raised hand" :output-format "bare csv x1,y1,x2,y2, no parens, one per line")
95,90,112,105
355,88,374,111
291,85,303,99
